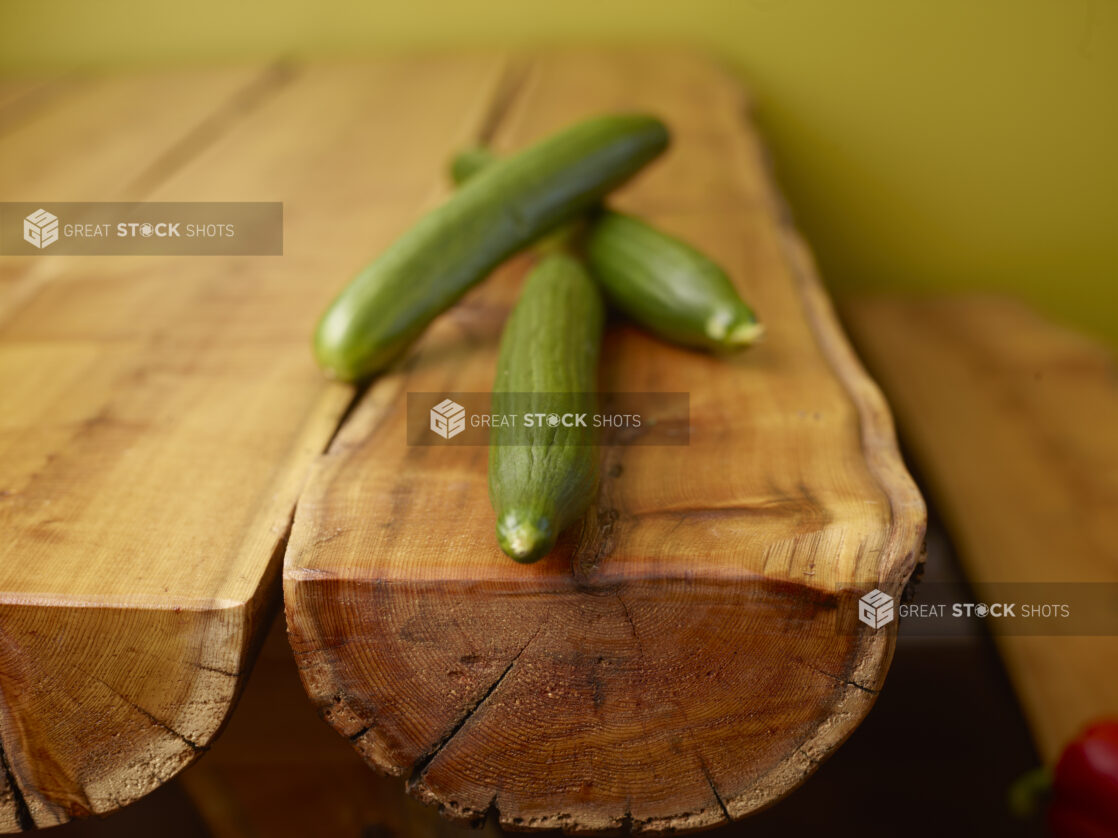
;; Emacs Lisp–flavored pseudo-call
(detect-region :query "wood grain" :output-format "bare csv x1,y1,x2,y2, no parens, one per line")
843,295,1118,761
179,615,502,838
285,51,925,832
0,57,508,830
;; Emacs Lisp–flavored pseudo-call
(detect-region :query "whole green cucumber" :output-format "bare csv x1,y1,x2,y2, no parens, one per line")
314,114,669,381
489,252,604,563
585,212,762,349
450,147,763,351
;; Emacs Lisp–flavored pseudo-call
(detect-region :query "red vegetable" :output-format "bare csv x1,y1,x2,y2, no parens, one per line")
1049,720,1118,837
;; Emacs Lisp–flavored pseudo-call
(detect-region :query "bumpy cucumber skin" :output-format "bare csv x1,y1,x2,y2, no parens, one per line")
584,212,761,351
450,147,760,352
489,253,604,563
314,114,668,381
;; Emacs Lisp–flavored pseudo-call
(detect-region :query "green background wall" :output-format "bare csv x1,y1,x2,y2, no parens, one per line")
3,0,1114,342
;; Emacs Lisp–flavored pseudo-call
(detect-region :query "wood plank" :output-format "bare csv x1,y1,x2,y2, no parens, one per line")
842,294,1118,761
0,56,508,830
0,66,293,199
285,51,925,832
0,66,284,318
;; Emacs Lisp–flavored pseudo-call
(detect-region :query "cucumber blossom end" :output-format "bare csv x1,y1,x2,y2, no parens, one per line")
726,319,765,348
705,309,765,350
496,513,556,564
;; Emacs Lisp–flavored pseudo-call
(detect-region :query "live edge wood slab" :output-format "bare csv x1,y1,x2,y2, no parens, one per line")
285,52,925,832
0,57,513,829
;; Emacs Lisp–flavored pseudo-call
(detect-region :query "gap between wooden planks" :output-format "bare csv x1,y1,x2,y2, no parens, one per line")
178,613,504,838
284,51,925,833
843,295,1118,762
0,56,511,830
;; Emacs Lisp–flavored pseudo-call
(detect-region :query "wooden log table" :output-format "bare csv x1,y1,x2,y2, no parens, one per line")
0,51,924,832
283,52,925,832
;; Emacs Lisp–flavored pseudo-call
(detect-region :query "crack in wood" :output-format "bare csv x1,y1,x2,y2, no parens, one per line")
699,758,732,823
476,792,498,830
796,744,821,768
801,661,879,695
187,660,239,678
77,669,206,753
124,59,298,197
407,622,544,792
348,723,374,744
474,57,532,147
614,591,646,662
323,379,373,453
618,798,633,833
0,737,34,831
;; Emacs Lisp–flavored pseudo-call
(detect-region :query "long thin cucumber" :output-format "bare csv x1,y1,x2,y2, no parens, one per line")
450,146,762,352
489,252,604,563
314,114,669,381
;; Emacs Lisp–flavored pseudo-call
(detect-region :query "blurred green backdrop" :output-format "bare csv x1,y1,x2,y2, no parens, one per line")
2,0,1115,342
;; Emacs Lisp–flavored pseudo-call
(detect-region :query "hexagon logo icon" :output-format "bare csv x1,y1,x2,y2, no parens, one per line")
858,588,894,629
24,208,59,249
430,398,466,439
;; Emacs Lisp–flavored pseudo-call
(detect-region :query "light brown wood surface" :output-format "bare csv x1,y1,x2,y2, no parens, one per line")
843,295,1118,761
0,57,508,829
285,52,925,832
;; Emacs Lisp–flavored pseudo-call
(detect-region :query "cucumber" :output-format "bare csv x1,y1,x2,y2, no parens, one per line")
450,147,762,352
585,212,762,350
314,114,669,381
489,252,604,563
